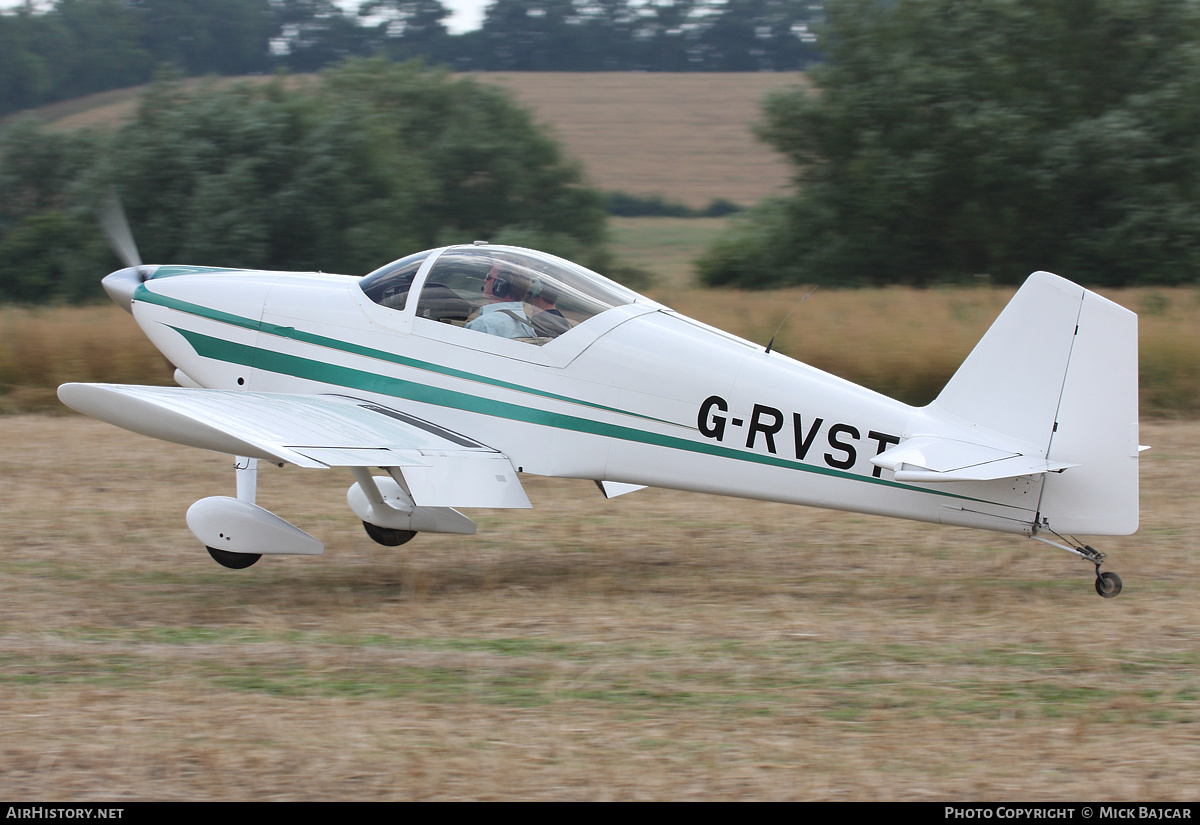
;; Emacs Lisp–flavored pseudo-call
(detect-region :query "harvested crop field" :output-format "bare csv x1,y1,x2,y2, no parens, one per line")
477,72,800,207
0,414,1196,800
21,72,800,210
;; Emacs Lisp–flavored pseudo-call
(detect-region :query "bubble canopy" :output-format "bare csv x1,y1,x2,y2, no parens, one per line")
359,246,644,344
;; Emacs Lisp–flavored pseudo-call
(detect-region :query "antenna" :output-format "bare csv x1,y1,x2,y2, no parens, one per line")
764,285,819,355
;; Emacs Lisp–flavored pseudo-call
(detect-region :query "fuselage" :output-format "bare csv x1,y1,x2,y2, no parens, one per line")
121,246,1045,536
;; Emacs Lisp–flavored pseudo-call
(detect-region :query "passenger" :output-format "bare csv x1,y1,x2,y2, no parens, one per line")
526,278,571,338
465,263,537,339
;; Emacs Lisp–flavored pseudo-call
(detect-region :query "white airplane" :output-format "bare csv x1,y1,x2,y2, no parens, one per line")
58,223,1141,598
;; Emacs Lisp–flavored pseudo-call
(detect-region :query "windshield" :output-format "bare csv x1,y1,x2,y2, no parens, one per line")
359,250,433,311
415,247,639,345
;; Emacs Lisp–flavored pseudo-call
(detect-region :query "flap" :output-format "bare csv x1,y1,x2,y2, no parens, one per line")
398,455,531,509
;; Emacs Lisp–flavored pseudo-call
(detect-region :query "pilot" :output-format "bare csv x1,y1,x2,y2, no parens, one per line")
465,262,537,339
526,278,570,338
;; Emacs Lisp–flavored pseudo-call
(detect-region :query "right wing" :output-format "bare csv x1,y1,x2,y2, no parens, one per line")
57,383,530,509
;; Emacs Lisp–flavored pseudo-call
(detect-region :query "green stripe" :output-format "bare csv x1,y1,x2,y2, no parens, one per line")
136,283,675,427
172,325,986,502
148,265,241,279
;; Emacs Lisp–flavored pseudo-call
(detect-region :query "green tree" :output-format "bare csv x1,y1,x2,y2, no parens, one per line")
360,0,452,60
0,211,101,302
131,0,277,76
56,0,154,96
311,59,607,267
0,119,108,302
0,5,59,113
271,0,376,72
696,0,819,71
700,0,1200,288
0,0,152,114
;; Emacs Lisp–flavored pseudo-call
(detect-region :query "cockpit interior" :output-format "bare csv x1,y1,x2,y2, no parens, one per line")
359,246,640,345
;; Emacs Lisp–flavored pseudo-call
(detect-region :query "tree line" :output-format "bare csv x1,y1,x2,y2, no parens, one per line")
0,0,821,117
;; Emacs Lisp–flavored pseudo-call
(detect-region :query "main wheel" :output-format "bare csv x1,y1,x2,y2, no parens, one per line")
362,521,417,547
1095,571,1123,598
207,546,262,569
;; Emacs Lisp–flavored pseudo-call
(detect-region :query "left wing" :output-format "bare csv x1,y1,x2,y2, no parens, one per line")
57,383,530,509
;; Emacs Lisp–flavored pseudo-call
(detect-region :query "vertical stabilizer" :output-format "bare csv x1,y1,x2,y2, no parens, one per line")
933,271,1083,451
930,271,1139,536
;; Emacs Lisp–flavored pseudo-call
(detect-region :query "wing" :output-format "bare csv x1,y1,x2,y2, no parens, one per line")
57,383,530,509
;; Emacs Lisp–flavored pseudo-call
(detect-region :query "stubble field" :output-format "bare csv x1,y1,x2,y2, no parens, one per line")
478,72,799,207
0,415,1197,800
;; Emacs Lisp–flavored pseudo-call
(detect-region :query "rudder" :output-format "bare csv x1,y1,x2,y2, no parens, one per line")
1039,289,1140,535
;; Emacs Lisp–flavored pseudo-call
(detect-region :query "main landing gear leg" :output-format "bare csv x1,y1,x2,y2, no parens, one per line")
350,467,419,547
1031,533,1122,598
206,456,264,570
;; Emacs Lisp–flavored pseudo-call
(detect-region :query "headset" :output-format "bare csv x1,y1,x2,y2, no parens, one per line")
486,269,542,302
490,272,513,299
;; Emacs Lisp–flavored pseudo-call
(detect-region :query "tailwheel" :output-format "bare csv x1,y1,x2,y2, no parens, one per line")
362,521,417,547
207,546,262,569
1031,534,1125,598
1095,571,1123,599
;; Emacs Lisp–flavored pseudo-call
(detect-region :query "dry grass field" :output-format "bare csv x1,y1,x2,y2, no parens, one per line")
0,414,1196,800
5,282,1198,415
657,283,1200,415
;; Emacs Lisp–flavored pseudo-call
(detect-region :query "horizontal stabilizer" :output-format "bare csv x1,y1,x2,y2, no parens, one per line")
58,383,531,509
872,435,1077,483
